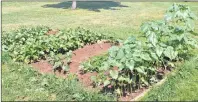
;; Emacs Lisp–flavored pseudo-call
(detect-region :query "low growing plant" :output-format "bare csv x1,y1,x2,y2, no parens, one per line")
2,26,115,71
80,53,108,73
47,51,72,72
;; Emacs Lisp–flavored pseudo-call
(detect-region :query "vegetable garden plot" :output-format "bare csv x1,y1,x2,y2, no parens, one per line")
2,3,198,101
79,3,198,101
2,26,115,70
32,42,113,86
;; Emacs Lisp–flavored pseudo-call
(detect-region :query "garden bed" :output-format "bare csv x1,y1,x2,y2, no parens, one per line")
31,42,112,86
2,3,197,101
31,42,171,101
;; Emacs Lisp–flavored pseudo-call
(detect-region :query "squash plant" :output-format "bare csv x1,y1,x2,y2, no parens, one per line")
82,4,198,98
90,37,157,97
141,3,198,61
165,3,198,58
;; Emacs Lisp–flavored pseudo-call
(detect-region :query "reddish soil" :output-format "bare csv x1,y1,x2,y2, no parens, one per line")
31,42,171,101
31,60,52,74
31,60,68,78
31,42,112,85
46,29,59,35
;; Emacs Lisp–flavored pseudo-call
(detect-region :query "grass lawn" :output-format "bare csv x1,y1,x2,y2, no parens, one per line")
140,57,198,101
2,1,198,101
2,53,115,101
2,2,198,39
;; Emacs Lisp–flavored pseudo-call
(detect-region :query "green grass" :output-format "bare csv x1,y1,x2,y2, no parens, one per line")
2,2,198,39
2,2,198,101
140,57,198,101
2,53,115,101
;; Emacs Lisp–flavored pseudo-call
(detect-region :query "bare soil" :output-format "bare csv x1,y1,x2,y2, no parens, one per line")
46,29,59,35
31,42,171,101
31,42,112,85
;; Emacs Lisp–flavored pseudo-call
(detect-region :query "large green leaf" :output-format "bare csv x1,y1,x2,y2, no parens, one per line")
124,36,136,44
164,46,178,60
126,60,135,71
148,32,157,47
110,70,118,79
156,46,164,57
136,66,146,75
141,53,152,61
150,52,158,60
103,80,110,87
118,76,126,81
109,46,119,58
116,49,125,60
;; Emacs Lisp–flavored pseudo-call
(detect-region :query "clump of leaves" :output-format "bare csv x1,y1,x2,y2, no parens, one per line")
2,26,50,63
2,26,115,71
81,3,198,99
141,3,198,60
95,37,157,97
80,53,108,73
48,51,72,72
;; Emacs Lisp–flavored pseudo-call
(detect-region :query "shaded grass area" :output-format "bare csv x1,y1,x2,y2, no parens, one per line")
42,1,128,12
2,53,115,101
140,57,198,101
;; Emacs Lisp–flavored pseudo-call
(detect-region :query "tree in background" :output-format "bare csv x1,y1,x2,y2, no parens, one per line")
72,0,77,9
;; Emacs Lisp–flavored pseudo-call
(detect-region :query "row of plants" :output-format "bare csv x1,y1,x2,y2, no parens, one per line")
80,3,198,98
2,26,115,71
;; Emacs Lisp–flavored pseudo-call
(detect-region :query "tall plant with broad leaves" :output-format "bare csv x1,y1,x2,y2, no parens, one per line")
141,3,198,62
82,3,198,99
91,37,157,97
165,3,198,58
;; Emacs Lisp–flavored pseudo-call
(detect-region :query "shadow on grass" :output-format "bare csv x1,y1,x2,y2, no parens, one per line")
42,1,128,12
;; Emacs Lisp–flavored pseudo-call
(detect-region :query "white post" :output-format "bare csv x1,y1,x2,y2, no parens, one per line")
72,0,77,9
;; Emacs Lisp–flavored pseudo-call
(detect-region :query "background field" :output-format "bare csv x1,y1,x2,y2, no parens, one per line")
2,2,198,101
2,2,198,39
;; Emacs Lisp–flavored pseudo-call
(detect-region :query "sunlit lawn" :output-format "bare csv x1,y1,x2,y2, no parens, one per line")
2,2,198,39
2,1,198,101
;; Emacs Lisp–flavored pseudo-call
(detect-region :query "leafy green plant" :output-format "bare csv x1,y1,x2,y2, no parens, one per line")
80,53,108,73
83,37,157,98
47,51,72,72
81,4,198,99
2,26,50,63
141,3,198,60
2,26,115,71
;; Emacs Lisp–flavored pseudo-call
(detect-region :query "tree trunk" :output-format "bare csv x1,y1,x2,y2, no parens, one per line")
72,0,77,9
